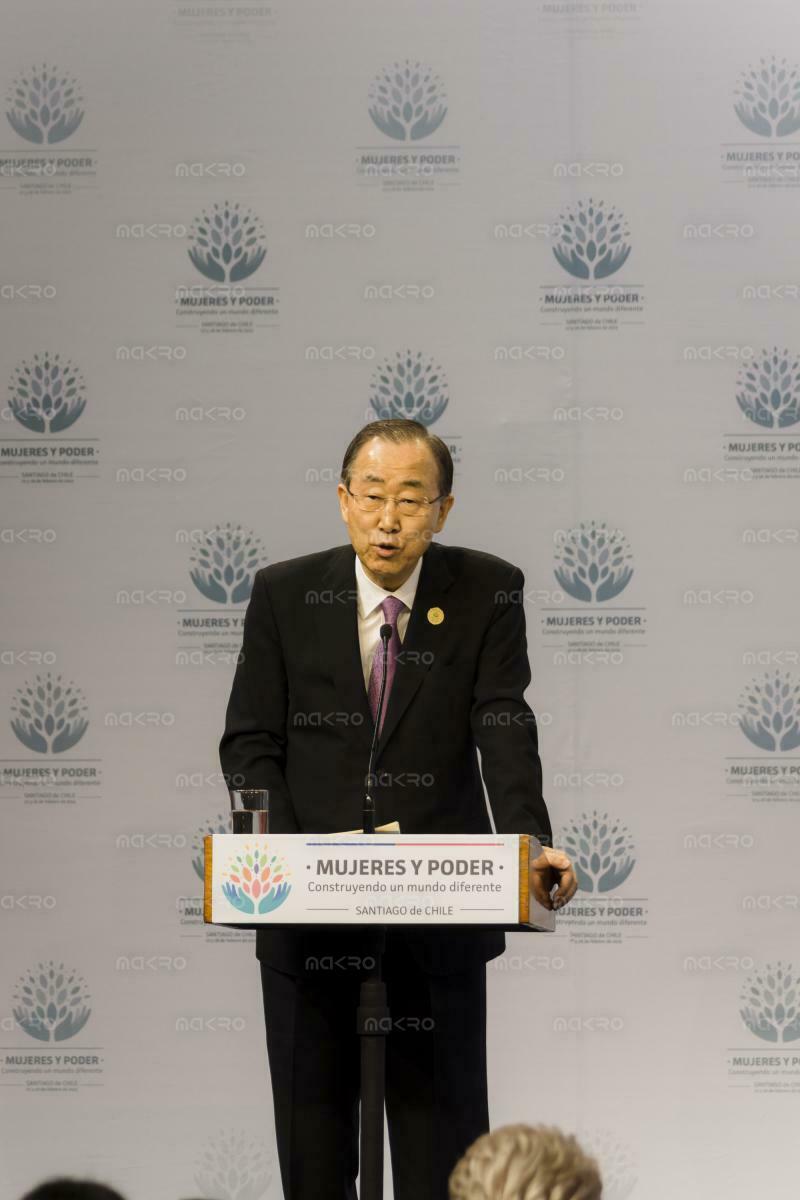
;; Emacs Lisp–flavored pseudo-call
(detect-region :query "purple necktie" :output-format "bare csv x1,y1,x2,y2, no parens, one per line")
367,595,406,734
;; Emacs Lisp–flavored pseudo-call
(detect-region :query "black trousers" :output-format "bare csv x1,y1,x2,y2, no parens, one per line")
259,931,490,1200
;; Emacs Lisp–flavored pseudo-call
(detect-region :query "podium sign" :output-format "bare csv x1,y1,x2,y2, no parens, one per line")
204,833,554,930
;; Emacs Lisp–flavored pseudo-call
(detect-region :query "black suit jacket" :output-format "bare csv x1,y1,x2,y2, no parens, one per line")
219,541,551,974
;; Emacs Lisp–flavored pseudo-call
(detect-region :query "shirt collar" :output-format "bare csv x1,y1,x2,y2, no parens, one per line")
354,553,423,620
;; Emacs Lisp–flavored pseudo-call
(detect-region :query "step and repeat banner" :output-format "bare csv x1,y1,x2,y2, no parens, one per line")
3,1,800,1196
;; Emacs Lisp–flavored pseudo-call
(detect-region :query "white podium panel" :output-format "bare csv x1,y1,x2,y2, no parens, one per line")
204,833,554,930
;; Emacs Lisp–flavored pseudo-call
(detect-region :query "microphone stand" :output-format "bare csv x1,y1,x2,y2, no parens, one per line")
358,622,391,1200
363,622,391,835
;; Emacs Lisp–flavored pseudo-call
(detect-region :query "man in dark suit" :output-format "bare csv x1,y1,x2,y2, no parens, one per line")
220,418,576,1200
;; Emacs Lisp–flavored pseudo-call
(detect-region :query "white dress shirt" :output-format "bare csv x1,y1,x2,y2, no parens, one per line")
354,554,422,688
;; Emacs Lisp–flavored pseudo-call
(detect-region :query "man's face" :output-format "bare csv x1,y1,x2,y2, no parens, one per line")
337,437,454,590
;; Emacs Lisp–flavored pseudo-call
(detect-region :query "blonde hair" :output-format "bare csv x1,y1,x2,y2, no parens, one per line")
449,1124,602,1200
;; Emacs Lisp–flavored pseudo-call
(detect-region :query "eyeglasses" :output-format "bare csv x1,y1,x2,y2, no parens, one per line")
346,487,445,517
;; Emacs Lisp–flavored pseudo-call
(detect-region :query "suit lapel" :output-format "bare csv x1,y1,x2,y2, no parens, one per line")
316,543,455,760
376,542,454,760
319,547,374,751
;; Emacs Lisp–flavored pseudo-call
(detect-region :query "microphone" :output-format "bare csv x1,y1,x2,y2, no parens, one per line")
363,622,392,834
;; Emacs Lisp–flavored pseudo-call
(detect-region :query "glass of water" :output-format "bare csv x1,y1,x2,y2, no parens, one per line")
228,788,269,834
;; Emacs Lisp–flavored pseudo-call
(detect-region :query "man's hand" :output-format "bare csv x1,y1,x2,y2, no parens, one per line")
529,845,578,911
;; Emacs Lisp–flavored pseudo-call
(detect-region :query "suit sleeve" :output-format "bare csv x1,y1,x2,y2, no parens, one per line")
470,565,551,840
219,569,301,832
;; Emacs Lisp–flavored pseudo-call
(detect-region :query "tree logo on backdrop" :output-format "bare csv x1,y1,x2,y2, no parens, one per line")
9,352,87,433
13,961,91,1042
580,1131,637,1200
368,60,447,141
192,813,230,881
738,671,800,752
10,673,89,754
561,811,636,894
188,202,267,283
735,346,800,429
734,56,800,138
554,521,633,603
740,961,800,1043
194,1129,274,1200
552,199,631,280
6,63,84,144
221,841,291,915
369,349,449,426
189,523,264,605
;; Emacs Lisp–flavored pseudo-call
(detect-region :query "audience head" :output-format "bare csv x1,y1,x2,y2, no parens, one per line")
449,1124,602,1200
21,1180,126,1200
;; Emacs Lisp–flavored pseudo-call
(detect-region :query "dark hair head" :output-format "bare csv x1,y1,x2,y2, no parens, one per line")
21,1181,127,1200
340,418,453,498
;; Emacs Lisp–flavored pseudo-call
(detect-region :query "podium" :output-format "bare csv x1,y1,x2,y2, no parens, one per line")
204,832,554,1199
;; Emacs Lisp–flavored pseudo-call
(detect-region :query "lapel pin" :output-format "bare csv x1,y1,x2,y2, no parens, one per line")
427,607,444,626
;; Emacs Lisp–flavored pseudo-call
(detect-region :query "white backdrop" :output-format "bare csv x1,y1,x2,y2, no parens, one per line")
3,2,800,1197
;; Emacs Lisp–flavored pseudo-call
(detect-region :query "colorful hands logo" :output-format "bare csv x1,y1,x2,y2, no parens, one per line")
222,842,291,915
368,60,447,142
369,349,449,426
